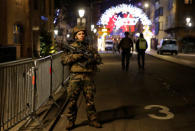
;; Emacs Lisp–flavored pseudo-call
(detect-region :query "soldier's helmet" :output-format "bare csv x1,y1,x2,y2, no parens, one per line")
73,26,87,37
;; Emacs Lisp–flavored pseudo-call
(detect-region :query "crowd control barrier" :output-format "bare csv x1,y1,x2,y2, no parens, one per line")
0,51,69,131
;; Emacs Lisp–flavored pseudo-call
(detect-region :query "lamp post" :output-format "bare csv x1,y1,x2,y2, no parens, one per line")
77,9,86,26
144,2,149,9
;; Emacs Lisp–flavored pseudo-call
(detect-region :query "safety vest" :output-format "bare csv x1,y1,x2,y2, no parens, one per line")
139,38,147,49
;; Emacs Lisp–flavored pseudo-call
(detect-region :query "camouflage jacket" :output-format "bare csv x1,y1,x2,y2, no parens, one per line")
62,41,102,73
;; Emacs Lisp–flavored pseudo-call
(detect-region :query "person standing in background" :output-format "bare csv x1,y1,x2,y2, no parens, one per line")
118,32,133,71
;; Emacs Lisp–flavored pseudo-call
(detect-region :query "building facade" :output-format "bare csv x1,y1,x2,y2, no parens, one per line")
149,0,195,52
0,0,54,61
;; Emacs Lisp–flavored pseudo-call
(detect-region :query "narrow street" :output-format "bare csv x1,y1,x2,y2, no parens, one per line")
53,54,195,131
1,1,195,131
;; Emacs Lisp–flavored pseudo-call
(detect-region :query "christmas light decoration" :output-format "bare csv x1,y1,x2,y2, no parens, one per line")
143,25,153,51
97,4,153,53
99,4,151,26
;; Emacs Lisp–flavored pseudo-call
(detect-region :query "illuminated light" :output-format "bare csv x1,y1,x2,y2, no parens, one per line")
99,4,151,26
32,76,35,85
188,22,192,27
135,33,140,37
97,31,109,52
91,24,94,31
143,25,153,51
103,32,107,35
115,17,139,30
93,29,97,33
186,17,191,23
57,9,60,13
144,3,149,8
54,18,57,24
138,2,142,6
54,30,58,35
98,37,105,51
78,9,85,18
102,28,107,32
67,34,70,38
41,16,48,21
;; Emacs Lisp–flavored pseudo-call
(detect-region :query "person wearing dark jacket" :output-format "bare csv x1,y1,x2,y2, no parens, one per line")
118,32,133,71
136,33,148,70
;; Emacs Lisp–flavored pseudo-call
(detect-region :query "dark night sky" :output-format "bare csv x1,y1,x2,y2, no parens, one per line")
55,0,140,12
54,0,140,26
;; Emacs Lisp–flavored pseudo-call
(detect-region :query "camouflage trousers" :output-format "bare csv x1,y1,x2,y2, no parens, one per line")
66,73,97,122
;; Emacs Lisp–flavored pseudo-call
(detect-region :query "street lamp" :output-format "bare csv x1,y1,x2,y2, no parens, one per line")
54,29,58,36
186,17,192,27
78,9,85,18
144,3,149,9
66,34,70,38
77,9,86,26
186,17,191,23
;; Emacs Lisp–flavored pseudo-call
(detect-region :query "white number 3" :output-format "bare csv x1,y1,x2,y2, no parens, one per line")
144,105,174,120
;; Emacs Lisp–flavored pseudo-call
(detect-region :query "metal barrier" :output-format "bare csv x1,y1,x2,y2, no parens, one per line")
0,60,34,131
0,51,69,131
51,51,64,93
35,56,52,110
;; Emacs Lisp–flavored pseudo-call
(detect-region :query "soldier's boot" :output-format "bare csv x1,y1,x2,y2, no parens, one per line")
89,120,102,128
66,121,75,130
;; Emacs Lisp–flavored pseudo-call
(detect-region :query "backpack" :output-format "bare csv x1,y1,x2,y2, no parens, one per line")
139,38,147,49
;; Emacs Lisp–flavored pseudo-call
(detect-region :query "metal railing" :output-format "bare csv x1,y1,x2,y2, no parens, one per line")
0,51,69,131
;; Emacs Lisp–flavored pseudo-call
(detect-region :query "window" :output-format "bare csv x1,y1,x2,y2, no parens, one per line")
168,0,173,10
154,7,163,18
155,22,159,35
184,0,192,4
155,9,159,18
41,0,46,14
159,22,163,30
34,0,38,10
13,24,24,44
163,40,176,45
16,0,22,7
159,7,163,16
49,0,52,16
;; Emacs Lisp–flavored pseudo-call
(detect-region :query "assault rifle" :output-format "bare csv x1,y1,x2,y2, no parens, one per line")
63,43,94,59
63,43,102,68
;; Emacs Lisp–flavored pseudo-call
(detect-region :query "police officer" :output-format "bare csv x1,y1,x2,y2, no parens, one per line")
136,33,148,70
62,26,102,130
118,32,133,71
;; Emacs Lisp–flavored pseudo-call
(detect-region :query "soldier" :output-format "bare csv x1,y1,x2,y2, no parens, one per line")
61,26,102,130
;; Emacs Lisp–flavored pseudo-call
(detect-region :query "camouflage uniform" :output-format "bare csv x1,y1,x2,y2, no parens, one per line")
62,40,102,123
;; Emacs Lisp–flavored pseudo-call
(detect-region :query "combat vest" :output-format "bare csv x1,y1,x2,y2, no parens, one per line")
139,38,147,49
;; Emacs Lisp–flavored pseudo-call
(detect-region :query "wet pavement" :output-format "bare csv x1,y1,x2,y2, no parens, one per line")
53,54,195,131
